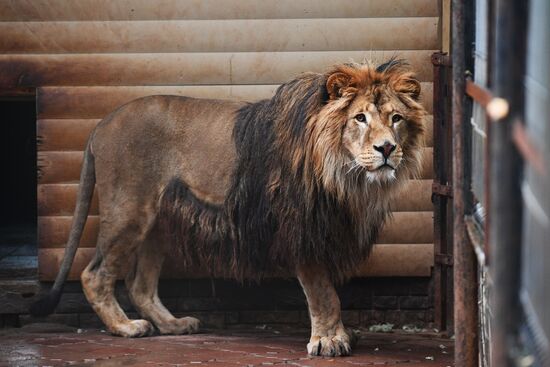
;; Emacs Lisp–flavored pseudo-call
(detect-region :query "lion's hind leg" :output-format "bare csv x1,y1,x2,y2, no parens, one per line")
125,238,200,335
81,250,155,337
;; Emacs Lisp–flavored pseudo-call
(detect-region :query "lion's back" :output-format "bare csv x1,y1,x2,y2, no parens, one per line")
90,95,244,208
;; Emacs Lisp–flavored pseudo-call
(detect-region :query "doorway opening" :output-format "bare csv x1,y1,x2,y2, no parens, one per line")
0,99,37,279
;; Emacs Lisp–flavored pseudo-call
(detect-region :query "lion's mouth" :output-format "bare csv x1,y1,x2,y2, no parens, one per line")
376,162,396,171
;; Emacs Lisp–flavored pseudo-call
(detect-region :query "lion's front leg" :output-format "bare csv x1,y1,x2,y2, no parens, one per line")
296,264,352,357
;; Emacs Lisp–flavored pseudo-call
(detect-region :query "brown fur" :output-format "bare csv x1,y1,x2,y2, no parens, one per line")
31,59,426,356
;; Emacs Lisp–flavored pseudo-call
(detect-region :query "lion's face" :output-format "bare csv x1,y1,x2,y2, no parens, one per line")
306,60,425,197
341,90,413,182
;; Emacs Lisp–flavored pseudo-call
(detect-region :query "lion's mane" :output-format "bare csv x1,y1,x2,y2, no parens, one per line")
160,60,425,282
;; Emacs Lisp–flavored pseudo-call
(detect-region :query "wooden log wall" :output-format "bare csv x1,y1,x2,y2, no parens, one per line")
0,0,439,280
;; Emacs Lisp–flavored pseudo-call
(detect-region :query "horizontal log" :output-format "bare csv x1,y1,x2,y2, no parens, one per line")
38,216,100,249
37,151,80,184
352,244,434,277
38,211,433,249
37,148,433,184
37,179,432,217
0,0,438,21
37,85,277,119
36,83,433,119
37,119,100,151
37,115,434,151
377,212,433,244
420,148,434,179
1,51,435,90
38,243,434,281
424,115,434,147
0,18,438,54
392,179,433,212
37,184,99,217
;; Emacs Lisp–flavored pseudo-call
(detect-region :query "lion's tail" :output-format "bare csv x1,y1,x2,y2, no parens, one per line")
30,140,96,316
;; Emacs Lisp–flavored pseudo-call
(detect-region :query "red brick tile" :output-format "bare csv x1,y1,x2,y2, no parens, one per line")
0,328,453,366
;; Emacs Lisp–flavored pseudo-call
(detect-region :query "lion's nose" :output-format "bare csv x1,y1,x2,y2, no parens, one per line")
373,141,397,159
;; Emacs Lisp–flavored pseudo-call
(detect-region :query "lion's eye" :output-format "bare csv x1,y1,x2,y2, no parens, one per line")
355,113,366,123
392,114,403,123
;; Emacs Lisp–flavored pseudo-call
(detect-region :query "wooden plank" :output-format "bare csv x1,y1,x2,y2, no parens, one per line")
377,212,433,244
353,244,434,277
36,83,433,119
0,0,438,21
391,179,433,212
37,184,99,217
38,211,433,249
37,85,279,119
37,179,432,217
425,115,434,147
38,216,99,249
37,115,434,151
38,151,83,184
37,148,433,184
38,243,434,281
0,51,435,90
0,18,438,53
37,119,100,152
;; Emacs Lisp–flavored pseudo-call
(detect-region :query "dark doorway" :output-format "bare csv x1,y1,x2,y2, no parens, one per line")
0,99,37,279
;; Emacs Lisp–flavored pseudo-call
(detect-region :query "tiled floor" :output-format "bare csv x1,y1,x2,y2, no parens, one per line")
0,324,453,366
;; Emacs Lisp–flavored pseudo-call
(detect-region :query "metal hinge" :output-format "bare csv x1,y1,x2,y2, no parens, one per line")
431,52,452,67
432,182,453,198
435,254,454,266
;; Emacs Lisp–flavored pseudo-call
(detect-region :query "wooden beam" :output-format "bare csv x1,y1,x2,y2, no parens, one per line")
37,243,434,281
0,18,438,53
37,180,432,217
0,0,438,21
37,149,433,184
37,184,99,217
0,51,435,89
38,216,99,249
37,119,100,151
35,84,433,119
37,211,434,249
37,116,434,151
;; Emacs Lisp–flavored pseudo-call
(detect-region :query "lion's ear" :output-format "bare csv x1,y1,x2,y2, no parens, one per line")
393,75,421,101
326,72,352,100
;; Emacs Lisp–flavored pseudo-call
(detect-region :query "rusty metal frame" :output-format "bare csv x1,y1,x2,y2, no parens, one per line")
465,79,493,108
431,51,454,334
512,120,547,176
452,1,479,366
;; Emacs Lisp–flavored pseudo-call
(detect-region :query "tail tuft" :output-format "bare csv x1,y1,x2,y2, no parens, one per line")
29,291,62,316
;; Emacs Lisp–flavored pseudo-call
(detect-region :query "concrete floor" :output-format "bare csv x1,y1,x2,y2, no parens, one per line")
0,324,453,366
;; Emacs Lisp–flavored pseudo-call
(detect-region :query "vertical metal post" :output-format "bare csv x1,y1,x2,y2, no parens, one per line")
432,51,453,334
489,0,528,366
452,0,479,366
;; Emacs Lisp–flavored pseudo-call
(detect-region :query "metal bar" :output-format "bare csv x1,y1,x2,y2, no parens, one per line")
489,0,528,365
431,52,452,67
465,79,493,108
452,1,479,366
431,51,452,333
433,182,453,197
464,215,486,266
512,120,547,176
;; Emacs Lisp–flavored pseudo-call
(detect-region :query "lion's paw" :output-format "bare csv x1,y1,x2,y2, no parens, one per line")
113,319,155,338
158,316,201,335
307,334,352,357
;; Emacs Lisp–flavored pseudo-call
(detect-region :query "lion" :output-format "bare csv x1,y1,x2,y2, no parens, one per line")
31,58,426,357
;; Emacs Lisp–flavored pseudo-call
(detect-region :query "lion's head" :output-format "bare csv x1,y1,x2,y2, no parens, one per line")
304,59,426,201
226,58,427,280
